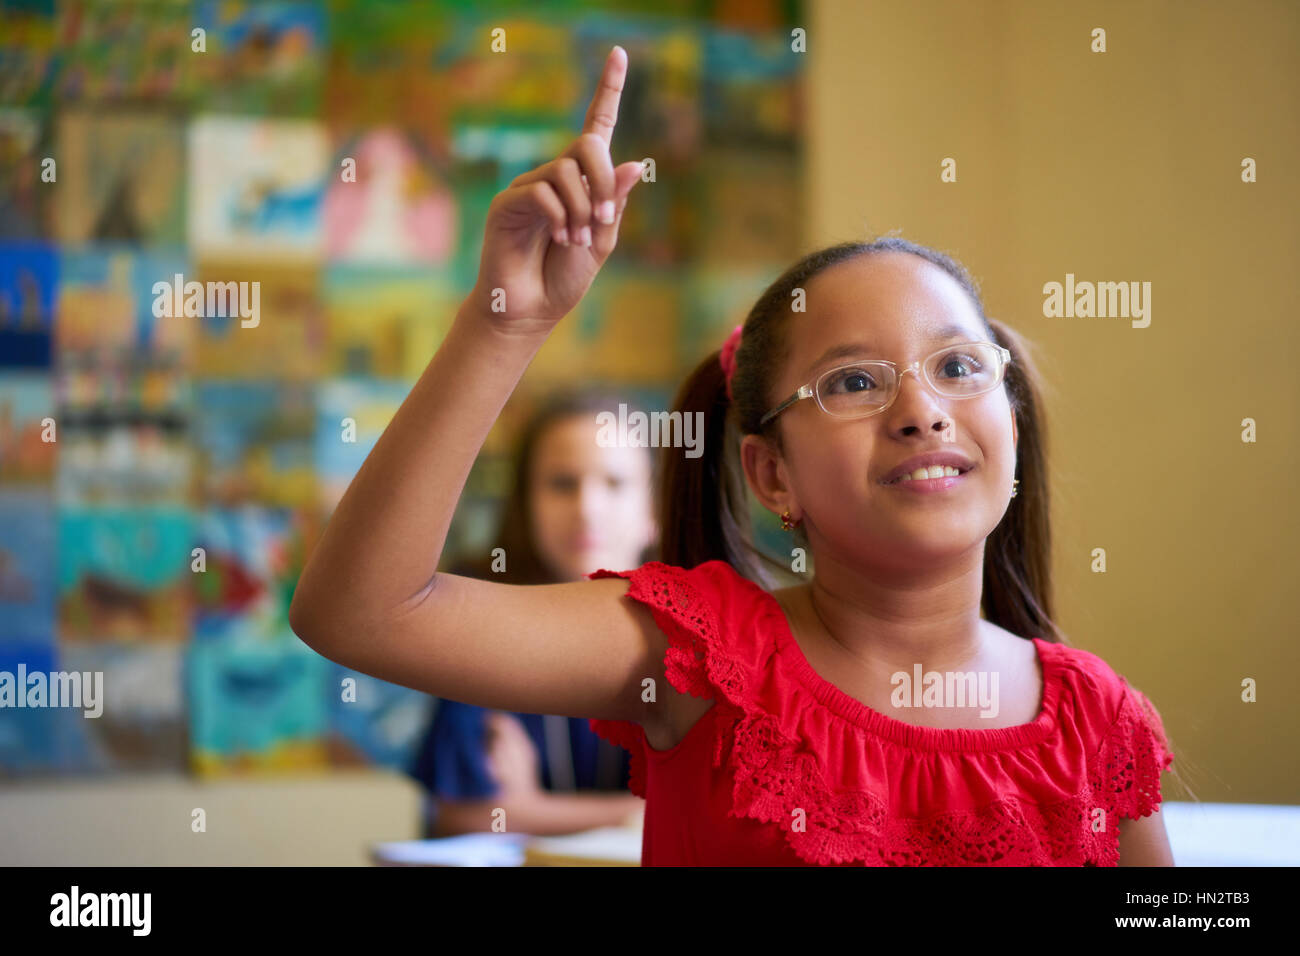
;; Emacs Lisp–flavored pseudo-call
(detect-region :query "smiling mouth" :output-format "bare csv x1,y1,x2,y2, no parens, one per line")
883,465,974,485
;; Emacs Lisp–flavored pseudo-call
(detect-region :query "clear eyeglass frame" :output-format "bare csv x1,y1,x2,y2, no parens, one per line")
758,341,1012,427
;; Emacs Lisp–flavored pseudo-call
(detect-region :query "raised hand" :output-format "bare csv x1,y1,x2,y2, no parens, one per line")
469,45,645,337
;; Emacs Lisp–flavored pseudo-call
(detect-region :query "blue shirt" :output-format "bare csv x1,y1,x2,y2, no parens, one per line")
407,698,632,829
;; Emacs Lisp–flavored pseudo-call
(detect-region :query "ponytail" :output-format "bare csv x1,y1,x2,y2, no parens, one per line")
656,349,791,588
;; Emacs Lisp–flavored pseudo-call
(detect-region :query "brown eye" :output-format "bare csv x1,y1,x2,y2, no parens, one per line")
937,353,983,379
546,475,578,493
824,367,878,394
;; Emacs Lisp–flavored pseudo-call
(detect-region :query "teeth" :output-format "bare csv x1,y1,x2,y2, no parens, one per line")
895,465,962,482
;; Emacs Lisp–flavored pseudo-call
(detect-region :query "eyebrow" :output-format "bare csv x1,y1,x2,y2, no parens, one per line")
801,324,976,379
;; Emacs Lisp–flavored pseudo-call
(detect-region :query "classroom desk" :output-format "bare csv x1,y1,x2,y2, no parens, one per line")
371,827,642,867
1157,801,1300,866
369,802,1300,867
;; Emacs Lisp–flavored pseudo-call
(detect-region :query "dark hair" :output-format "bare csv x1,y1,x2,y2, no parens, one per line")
459,387,659,585
659,235,1065,644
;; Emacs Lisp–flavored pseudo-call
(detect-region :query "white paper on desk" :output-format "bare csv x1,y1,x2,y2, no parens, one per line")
373,833,527,867
526,827,643,863
1160,802,1300,866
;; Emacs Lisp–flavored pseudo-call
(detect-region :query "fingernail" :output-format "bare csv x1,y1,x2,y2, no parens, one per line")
556,227,569,245
597,200,615,224
578,226,592,246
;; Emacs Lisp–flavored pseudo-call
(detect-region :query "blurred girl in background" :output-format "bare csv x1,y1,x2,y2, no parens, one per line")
408,388,657,837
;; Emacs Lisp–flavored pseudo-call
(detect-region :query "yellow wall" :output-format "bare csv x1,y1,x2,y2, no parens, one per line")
807,0,1299,803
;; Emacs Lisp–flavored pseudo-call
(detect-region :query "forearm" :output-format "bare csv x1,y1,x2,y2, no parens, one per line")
292,46,641,650
433,792,643,837
1117,811,1175,865
291,299,546,641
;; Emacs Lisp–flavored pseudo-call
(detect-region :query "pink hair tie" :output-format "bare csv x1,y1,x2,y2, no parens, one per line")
719,324,743,400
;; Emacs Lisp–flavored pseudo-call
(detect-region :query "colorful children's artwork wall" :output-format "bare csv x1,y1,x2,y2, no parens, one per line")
0,0,804,779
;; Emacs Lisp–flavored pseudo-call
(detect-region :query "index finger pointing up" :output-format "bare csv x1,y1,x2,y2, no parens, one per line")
582,45,627,147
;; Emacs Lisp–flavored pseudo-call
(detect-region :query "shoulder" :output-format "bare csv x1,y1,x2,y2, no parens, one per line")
584,561,788,767
1040,638,1132,723
588,559,775,642
587,559,782,735
1043,640,1173,766
590,558,753,594
1045,641,1176,821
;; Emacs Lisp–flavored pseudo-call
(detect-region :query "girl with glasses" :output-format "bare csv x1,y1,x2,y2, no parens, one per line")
291,47,1176,866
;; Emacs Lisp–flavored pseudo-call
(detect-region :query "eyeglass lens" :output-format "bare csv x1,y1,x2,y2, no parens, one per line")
817,342,1003,416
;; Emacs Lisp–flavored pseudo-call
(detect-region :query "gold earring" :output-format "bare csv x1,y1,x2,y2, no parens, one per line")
780,509,798,531
1010,479,1019,498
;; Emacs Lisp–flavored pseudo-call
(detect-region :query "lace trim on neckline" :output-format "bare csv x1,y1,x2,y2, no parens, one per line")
757,590,1061,752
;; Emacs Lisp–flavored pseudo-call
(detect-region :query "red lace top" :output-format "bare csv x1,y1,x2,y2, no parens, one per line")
585,560,1174,866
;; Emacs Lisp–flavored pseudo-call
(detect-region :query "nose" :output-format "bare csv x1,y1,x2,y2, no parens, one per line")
576,477,605,523
885,367,950,436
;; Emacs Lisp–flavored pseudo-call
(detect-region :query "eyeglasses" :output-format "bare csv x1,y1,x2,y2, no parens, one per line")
759,341,1012,427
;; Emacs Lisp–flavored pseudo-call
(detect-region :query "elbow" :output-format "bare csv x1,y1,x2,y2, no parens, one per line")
289,573,440,657
288,581,333,655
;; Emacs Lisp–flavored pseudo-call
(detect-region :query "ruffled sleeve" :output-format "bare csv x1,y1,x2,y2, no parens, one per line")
1093,680,1175,822
583,560,762,797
